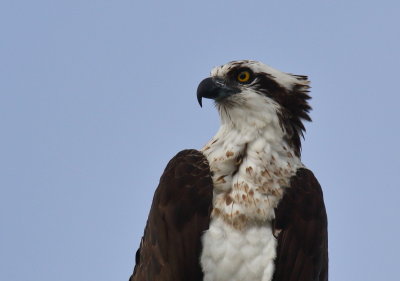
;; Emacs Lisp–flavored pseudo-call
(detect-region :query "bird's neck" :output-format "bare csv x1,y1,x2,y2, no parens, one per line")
201,107,303,228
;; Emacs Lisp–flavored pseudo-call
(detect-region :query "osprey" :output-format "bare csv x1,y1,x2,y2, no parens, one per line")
129,60,328,281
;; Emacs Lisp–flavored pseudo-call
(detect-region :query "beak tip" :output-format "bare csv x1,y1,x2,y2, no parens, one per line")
197,96,203,107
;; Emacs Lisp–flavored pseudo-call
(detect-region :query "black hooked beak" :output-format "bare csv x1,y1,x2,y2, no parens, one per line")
196,78,239,107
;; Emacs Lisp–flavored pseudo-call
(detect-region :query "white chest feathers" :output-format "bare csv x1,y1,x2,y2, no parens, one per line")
201,218,276,281
200,117,303,281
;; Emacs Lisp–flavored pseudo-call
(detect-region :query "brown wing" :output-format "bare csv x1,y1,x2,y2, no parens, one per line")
272,168,328,281
129,149,213,281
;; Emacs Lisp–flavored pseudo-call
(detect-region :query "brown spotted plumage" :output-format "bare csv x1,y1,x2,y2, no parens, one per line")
129,157,328,281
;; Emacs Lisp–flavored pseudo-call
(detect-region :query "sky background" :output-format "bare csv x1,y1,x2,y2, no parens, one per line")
1,1,399,281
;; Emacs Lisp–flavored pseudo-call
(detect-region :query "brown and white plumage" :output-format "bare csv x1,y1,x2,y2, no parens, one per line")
129,60,328,281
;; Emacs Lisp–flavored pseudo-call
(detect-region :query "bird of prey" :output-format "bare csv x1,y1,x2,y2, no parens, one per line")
129,60,328,281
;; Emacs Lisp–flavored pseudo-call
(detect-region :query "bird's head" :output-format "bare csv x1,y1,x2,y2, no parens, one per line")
197,60,312,156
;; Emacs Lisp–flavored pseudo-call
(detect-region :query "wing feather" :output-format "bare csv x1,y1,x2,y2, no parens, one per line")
129,150,213,281
273,168,328,281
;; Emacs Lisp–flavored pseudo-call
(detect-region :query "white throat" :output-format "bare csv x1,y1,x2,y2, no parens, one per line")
202,93,303,227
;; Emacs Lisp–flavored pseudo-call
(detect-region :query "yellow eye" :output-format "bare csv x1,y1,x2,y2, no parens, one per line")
237,71,251,83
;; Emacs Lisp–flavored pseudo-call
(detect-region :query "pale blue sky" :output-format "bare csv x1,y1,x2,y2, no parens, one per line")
1,1,399,280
